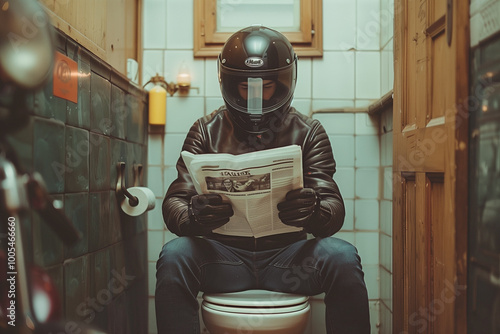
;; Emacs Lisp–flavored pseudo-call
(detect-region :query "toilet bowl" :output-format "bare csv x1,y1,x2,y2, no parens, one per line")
201,289,310,334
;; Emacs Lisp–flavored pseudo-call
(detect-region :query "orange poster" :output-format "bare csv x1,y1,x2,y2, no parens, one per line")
53,51,78,103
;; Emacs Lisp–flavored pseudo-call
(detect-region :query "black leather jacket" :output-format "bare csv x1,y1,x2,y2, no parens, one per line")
162,106,345,251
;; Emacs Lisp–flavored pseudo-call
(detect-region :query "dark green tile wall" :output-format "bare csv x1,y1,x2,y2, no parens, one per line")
5,29,149,333
65,126,90,192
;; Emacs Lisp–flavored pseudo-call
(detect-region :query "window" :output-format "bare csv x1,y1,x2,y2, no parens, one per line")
194,0,323,57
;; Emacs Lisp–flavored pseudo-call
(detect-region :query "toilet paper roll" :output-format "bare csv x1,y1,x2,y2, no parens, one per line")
121,187,156,216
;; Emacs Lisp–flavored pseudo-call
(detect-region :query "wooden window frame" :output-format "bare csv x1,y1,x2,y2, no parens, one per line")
193,0,323,58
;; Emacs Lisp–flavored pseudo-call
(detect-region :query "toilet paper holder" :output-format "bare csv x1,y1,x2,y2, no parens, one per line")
116,162,142,207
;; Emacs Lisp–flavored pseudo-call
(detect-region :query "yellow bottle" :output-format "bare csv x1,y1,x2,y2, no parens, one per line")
147,75,167,125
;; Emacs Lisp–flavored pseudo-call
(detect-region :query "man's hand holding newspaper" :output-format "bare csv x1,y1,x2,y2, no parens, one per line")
181,145,304,238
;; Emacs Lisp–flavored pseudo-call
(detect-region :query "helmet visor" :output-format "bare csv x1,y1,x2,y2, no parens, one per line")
247,77,263,117
219,57,296,115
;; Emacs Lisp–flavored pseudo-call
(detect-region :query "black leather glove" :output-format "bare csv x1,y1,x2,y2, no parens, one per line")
277,188,319,228
180,193,234,235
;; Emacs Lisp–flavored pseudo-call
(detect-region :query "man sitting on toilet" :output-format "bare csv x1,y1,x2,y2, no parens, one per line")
156,25,371,334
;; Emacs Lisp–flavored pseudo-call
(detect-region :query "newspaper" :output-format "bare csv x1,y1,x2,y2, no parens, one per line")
181,145,304,238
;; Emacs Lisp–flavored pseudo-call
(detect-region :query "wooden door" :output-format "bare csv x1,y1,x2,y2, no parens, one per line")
393,0,469,333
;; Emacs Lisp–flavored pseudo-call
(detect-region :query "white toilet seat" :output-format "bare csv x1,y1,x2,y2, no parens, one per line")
202,300,309,314
203,289,309,308
201,290,311,334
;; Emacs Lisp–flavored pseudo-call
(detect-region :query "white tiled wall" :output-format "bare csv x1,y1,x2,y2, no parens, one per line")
357,0,381,51
144,0,394,333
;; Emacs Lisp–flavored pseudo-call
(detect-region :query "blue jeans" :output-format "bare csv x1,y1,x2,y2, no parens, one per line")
155,236,370,333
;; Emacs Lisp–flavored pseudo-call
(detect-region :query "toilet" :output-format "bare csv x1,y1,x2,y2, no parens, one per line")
201,289,310,334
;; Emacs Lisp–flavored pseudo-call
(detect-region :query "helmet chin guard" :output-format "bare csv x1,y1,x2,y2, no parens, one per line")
218,26,297,132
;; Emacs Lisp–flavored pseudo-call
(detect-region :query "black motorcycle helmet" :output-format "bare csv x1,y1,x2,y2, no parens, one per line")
218,25,297,132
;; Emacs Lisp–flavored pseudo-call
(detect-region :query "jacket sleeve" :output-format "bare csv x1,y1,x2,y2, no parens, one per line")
302,121,345,237
162,120,206,236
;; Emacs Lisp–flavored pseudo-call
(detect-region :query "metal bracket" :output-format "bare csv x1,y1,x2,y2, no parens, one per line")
116,162,139,207
133,163,143,187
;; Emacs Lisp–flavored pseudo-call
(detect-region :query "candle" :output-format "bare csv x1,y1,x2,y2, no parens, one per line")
177,63,191,86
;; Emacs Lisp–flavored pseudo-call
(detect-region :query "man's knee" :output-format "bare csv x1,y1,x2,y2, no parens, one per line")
314,238,366,294
315,237,361,270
